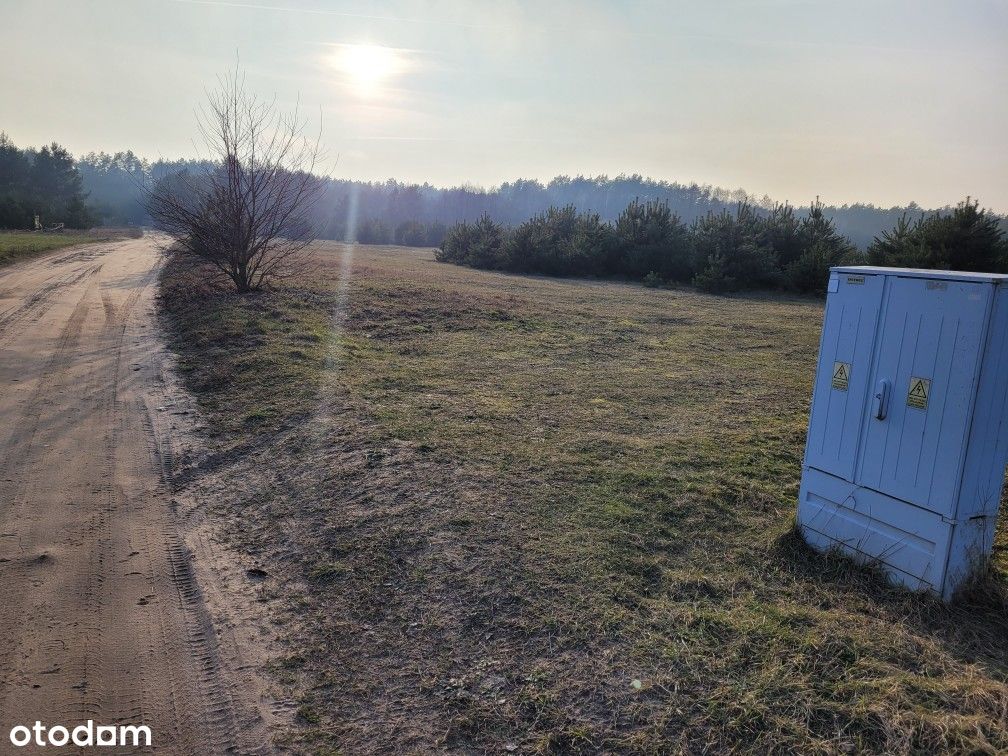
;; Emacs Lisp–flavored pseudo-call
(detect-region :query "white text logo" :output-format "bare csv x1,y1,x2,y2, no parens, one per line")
9,720,152,748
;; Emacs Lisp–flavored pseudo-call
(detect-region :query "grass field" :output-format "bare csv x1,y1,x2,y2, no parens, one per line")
160,242,1008,754
0,228,141,266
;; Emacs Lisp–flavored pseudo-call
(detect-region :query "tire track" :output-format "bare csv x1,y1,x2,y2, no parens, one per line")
0,262,103,347
0,277,96,719
0,237,272,754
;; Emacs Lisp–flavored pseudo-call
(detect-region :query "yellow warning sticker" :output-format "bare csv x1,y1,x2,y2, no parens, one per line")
907,377,930,410
831,361,851,391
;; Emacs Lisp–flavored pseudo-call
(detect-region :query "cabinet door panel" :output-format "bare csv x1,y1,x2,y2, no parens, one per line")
804,273,885,480
856,278,988,514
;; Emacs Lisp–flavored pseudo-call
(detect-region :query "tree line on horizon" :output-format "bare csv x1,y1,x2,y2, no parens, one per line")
1,132,1006,263
0,134,212,230
436,198,1008,295
0,134,91,228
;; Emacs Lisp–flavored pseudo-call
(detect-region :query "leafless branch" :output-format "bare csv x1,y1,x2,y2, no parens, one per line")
144,64,324,291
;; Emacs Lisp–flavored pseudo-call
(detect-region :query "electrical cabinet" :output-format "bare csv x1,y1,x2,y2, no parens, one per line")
798,266,1008,599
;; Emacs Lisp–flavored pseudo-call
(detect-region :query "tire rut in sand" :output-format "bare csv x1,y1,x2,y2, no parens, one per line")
0,262,103,346
0,239,274,754
0,280,97,723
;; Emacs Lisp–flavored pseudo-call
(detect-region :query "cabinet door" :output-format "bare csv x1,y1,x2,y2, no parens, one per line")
804,272,885,481
856,277,989,514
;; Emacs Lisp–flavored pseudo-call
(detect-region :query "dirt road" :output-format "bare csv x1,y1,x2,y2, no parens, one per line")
0,237,270,753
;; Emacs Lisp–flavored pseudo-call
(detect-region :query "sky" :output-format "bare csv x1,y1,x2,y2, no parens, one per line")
1,0,1006,210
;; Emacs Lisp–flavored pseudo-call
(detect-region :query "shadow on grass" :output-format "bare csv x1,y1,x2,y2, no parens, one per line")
774,525,1008,672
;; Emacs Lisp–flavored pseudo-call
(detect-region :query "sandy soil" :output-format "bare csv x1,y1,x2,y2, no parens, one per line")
0,236,277,754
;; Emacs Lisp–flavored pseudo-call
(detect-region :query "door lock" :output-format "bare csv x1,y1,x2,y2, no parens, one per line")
872,379,891,420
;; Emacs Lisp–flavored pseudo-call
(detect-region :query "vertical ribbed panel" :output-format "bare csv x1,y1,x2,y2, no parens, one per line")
856,278,988,515
804,273,884,481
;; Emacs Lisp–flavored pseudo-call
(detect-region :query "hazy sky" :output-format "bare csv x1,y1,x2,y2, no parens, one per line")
1,0,1006,210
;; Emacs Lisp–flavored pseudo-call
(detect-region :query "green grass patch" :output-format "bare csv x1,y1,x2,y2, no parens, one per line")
0,229,139,266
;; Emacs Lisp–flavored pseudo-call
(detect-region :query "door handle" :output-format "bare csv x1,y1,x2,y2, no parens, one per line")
872,379,890,420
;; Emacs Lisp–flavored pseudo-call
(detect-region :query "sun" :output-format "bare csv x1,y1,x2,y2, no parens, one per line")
331,44,404,96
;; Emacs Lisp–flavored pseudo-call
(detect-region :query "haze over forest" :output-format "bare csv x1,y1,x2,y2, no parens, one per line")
75,151,1005,251
1,132,1005,253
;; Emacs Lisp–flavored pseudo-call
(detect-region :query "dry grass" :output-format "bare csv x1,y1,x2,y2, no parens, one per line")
160,242,1008,754
0,227,142,266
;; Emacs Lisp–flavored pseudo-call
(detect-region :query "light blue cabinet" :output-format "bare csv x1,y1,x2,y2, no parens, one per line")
798,266,1008,599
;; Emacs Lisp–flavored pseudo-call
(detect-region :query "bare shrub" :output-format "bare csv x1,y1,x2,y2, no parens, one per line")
146,67,323,291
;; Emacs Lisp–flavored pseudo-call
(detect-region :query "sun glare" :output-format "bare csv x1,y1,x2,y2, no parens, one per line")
332,44,404,96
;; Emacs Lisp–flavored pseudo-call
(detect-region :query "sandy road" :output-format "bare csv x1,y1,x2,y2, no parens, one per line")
0,236,270,754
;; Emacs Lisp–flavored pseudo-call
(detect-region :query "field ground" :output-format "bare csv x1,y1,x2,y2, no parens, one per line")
0,228,141,266
160,242,1008,754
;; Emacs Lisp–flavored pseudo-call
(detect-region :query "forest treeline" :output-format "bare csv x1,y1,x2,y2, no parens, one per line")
436,198,1008,295
83,158,1001,251
2,132,1007,262
0,134,210,230
0,134,91,228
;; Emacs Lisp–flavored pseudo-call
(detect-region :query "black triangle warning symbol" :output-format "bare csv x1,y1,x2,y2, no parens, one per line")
833,363,848,381
907,377,930,409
